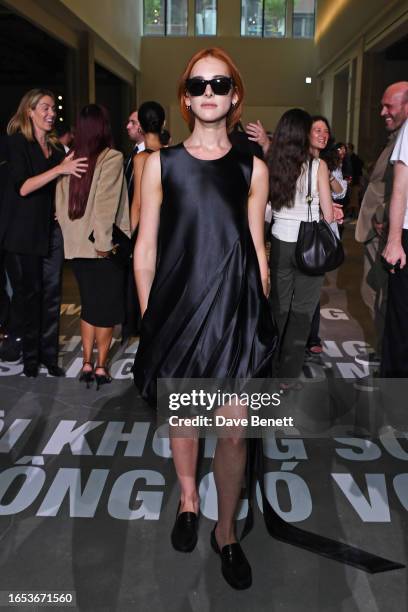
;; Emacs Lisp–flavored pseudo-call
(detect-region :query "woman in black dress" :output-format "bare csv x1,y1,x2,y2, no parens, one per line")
2,89,87,377
133,48,276,589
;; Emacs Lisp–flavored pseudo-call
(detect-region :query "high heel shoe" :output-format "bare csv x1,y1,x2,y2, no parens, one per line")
94,365,112,390
210,525,252,590
79,362,94,389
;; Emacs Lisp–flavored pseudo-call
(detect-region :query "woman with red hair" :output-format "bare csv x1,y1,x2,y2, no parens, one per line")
132,48,276,589
56,104,130,388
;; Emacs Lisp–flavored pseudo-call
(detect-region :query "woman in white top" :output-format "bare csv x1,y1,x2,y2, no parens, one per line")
307,115,347,355
268,108,334,384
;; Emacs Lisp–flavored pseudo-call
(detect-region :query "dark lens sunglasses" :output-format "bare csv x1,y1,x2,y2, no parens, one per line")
185,77,233,97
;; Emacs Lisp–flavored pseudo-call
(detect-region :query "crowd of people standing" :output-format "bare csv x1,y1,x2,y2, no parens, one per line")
0,71,407,390
0,69,407,386
0,46,407,590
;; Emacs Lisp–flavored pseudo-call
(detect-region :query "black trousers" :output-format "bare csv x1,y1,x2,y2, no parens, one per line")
0,248,9,329
17,223,64,366
122,261,141,339
0,249,24,338
381,229,408,377
307,302,321,347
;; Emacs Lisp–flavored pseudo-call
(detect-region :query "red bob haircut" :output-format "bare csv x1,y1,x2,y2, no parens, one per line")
177,47,244,133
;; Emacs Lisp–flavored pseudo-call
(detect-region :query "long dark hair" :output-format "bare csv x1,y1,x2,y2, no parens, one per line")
68,104,113,220
310,115,340,172
138,101,165,134
268,108,312,211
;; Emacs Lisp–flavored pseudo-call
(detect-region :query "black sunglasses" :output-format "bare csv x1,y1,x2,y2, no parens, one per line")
185,77,233,97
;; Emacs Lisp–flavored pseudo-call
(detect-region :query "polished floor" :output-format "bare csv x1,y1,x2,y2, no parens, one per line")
0,225,407,612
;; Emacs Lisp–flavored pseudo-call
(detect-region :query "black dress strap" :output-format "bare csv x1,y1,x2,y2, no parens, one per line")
242,439,404,573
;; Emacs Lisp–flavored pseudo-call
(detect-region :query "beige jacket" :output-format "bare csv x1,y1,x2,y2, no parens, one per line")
355,132,397,243
56,148,130,259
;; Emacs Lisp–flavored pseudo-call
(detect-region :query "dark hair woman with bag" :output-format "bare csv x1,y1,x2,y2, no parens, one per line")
1,88,88,377
268,108,334,388
56,104,130,388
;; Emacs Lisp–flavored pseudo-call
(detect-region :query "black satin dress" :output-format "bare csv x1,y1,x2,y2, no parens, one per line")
133,143,277,404
131,143,403,574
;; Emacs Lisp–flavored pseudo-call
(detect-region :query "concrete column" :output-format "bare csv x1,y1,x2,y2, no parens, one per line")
187,0,195,36
352,37,365,150
77,31,95,110
218,1,240,36
286,0,294,38
64,49,77,126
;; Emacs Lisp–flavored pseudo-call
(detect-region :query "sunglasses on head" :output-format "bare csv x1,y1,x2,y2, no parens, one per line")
185,76,233,97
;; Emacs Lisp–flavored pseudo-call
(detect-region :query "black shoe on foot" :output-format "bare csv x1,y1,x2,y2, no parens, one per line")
0,336,22,362
171,504,198,552
79,362,94,388
94,365,112,390
23,363,38,378
211,527,252,590
44,364,66,377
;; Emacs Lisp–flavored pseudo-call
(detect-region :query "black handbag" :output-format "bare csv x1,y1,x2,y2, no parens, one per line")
295,161,344,276
88,224,132,269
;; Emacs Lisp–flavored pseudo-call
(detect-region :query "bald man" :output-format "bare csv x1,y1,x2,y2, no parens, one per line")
355,81,408,368
381,84,408,376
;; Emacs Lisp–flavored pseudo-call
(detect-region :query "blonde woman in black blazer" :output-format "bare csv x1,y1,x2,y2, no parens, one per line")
1,89,87,377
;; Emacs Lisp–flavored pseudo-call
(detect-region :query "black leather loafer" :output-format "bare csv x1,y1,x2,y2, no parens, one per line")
171,508,198,553
44,364,66,377
23,363,38,378
211,528,252,590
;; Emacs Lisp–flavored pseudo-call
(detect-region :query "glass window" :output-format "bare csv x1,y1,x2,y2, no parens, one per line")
241,0,263,37
293,0,315,38
264,0,286,37
167,0,188,36
144,0,165,35
144,0,187,36
241,0,286,37
195,0,217,36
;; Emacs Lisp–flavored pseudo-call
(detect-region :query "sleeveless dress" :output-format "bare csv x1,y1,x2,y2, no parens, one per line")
133,143,277,405
131,145,403,572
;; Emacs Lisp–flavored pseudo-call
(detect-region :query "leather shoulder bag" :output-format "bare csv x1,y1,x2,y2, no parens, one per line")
295,161,344,276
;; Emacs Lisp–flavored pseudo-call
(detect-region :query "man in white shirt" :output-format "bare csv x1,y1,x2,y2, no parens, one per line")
382,93,408,376
355,81,408,367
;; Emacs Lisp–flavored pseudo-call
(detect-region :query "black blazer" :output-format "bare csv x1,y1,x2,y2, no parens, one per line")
0,133,64,256
0,135,7,220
